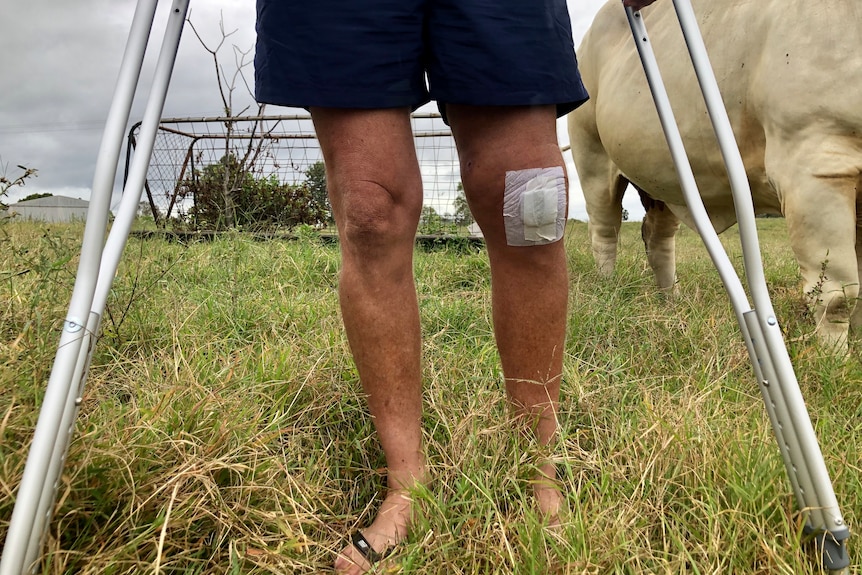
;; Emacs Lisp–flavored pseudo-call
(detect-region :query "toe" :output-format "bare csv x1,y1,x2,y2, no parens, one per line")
335,543,370,575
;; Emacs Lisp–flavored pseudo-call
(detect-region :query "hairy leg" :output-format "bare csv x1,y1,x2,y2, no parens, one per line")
447,104,569,520
311,107,428,574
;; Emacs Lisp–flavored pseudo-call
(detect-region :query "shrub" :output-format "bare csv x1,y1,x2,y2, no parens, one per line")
181,154,328,231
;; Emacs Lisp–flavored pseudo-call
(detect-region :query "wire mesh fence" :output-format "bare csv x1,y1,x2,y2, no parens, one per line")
127,113,474,236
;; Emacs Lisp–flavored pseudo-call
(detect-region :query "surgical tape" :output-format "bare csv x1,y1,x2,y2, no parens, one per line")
502,166,566,246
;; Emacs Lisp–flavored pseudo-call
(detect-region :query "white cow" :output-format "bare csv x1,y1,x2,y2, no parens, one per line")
568,0,862,348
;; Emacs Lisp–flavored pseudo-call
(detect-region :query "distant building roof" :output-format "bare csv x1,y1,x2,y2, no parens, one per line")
13,196,90,209
9,195,90,223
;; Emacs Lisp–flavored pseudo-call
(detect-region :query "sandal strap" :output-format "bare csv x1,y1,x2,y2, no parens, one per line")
351,531,385,563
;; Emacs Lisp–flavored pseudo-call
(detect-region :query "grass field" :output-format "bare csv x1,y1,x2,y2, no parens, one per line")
1,218,859,574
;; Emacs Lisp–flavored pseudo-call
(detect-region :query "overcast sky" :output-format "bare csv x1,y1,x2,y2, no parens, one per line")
0,0,646,220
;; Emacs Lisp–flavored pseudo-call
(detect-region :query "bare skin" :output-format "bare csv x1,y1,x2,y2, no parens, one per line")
447,105,568,522
313,108,427,575
313,105,569,574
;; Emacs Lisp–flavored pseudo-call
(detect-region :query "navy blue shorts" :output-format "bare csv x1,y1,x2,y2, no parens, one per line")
254,0,589,118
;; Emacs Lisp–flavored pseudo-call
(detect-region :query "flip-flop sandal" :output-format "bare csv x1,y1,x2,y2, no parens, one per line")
350,531,391,565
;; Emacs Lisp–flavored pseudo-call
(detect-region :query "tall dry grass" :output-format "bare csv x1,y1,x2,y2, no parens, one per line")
0,219,859,574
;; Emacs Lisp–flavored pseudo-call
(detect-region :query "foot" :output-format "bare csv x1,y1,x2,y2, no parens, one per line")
335,490,414,574
532,465,564,528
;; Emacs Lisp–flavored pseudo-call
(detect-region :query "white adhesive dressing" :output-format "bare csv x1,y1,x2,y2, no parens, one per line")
502,166,566,246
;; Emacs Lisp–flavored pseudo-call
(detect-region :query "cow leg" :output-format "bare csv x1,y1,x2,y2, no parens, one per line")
776,168,859,350
586,174,628,276
569,112,628,276
637,187,680,293
853,194,862,338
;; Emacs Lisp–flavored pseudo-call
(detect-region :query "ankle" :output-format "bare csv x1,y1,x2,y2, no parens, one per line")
387,467,429,492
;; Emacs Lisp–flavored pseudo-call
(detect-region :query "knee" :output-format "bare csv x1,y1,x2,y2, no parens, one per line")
822,282,859,315
463,163,568,252
589,221,620,244
336,182,421,252
340,198,398,245
805,276,858,336
642,214,680,243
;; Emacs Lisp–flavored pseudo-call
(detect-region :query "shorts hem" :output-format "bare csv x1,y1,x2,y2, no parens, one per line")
255,85,430,112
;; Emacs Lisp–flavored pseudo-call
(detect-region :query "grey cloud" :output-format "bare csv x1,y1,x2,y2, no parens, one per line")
1,0,606,219
1,0,257,203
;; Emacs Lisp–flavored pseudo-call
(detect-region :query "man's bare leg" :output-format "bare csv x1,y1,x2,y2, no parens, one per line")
311,108,428,574
447,104,568,520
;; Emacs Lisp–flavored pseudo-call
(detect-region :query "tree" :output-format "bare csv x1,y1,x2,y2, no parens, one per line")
0,163,38,211
452,182,473,226
182,154,327,230
187,13,268,229
304,161,332,223
137,201,161,221
419,205,443,234
20,192,52,202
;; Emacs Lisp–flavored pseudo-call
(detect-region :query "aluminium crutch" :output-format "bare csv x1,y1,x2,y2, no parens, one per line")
624,1,849,572
0,1,190,573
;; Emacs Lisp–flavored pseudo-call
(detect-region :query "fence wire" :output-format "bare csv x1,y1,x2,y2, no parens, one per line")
127,113,472,235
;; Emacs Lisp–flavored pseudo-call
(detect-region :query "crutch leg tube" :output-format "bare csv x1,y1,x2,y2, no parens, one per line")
624,2,849,571
0,1,190,573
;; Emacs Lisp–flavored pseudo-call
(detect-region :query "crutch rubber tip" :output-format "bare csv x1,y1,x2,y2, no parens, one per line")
807,526,850,572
